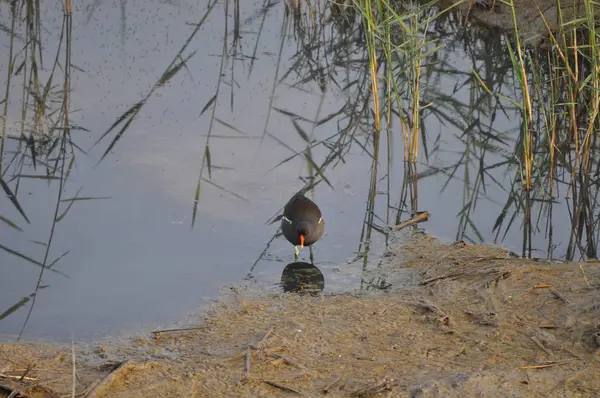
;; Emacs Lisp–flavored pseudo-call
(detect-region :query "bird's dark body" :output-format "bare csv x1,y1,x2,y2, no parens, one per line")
281,193,325,247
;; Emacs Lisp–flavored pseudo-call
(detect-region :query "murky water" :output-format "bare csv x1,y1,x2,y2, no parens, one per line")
0,1,591,342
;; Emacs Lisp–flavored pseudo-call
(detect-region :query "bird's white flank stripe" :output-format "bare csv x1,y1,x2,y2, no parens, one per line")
282,216,293,224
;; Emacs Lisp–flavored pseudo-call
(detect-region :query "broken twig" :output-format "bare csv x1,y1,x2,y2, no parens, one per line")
323,374,344,394
393,211,429,231
263,380,302,395
255,327,274,349
402,300,447,318
85,361,130,398
151,326,203,335
550,289,570,304
519,360,568,370
533,283,551,289
530,336,554,359
420,272,466,285
258,348,306,369
352,378,394,397
240,347,251,383
580,264,591,288
0,373,38,381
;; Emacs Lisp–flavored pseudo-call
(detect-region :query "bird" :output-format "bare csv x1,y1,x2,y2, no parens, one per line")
281,192,325,263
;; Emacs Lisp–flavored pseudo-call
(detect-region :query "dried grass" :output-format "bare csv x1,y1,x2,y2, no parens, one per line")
1,234,600,397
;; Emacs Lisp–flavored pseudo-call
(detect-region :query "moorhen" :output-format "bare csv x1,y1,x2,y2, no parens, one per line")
281,192,325,263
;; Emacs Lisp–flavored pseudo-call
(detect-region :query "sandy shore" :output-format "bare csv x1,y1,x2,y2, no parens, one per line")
1,233,599,397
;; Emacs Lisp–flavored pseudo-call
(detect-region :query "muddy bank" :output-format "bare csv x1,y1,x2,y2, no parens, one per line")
1,233,600,397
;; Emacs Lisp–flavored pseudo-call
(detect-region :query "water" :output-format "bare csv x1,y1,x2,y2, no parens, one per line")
0,1,593,342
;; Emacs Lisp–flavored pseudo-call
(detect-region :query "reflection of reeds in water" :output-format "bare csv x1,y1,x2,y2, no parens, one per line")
352,0,600,261
0,0,77,338
86,0,223,228
462,0,600,260
353,0,454,273
4,0,600,332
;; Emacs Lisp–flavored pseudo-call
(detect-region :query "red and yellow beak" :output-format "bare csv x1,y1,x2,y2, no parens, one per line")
300,234,305,248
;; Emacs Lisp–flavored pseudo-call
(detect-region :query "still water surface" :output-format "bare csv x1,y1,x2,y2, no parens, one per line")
0,0,578,342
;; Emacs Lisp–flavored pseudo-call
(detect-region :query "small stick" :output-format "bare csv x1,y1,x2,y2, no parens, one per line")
263,380,302,395
352,378,393,397
151,326,203,335
520,283,552,298
580,264,591,288
393,211,429,231
238,326,275,384
550,289,570,304
519,363,557,369
0,373,38,381
515,321,558,329
255,327,274,349
402,300,447,318
486,271,511,287
323,374,344,394
241,347,251,383
519,361,565,370
71,337,76,398
530,336,553,358
85,361,129,398
533,283,551,289
258,348,306,369
18,364,34,383
420,272,465,285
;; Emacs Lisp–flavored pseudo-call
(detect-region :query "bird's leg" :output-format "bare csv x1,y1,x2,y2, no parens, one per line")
294,245,299,261
309,246,314,264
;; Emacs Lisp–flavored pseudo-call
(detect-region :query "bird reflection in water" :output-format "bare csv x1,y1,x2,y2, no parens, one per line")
280,262,325,294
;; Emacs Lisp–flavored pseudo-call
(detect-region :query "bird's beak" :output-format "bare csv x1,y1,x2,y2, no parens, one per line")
300,234,305,248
